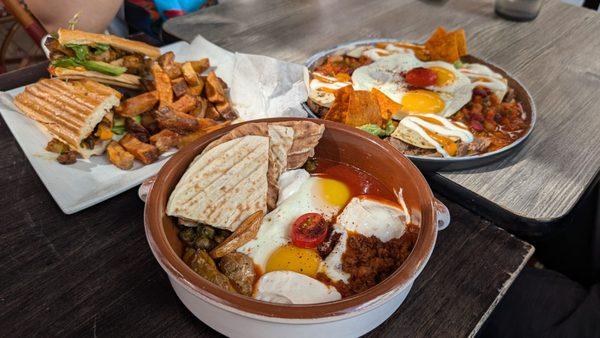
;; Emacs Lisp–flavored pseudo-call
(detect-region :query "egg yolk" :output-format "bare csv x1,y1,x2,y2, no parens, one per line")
429,67,456,87
401,90,446,114
316,178,351,208
265,245,322,277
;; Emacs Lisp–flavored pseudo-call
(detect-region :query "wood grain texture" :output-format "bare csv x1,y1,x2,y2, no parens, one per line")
164,0,600,222
0,110,533,336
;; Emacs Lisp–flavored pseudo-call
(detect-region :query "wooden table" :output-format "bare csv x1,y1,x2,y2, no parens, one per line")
0,64,534,337
164,0,600,236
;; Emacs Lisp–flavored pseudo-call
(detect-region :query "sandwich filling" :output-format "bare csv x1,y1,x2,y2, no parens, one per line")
45,29,160,82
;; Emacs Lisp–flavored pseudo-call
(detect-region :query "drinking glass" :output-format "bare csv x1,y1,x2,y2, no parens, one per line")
495,0,543,21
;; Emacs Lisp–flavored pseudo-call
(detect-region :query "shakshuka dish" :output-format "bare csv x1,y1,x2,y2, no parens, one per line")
165,121,418,304
306,27,532,158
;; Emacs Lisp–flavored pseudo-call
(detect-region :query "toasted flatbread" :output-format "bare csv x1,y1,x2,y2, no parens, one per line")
273,121,325,169
266,125,294,209
52,67,141,89
202,121,323,208
202,123,268,154
58,28,160,58
166,135,269,231
391,120,435,149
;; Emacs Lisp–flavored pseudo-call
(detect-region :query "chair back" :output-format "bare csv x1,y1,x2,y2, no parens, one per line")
1,0,47,44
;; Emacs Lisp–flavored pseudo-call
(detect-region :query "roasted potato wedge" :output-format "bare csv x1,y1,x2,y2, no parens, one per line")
151,63,173,108
119,134,159,165
107,141,135,170
117,91,158,117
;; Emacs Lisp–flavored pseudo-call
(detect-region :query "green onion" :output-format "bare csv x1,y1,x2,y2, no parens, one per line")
133,115,142,124
55,44,125,76
52,58,80,68
80,60,126,76
93,43,110,55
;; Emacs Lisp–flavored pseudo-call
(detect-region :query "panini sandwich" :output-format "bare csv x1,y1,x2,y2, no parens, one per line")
14,78,121,160
45,28,161,88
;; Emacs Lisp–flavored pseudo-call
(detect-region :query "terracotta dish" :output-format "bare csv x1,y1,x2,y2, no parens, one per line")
143,117,449,337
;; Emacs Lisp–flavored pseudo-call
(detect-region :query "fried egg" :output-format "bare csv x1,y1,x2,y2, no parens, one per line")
237,171,350,274
346,43,418,60
308,73,351,108
254,271,341,304
459,63,508,100
320,196,409,283
352,53,473,117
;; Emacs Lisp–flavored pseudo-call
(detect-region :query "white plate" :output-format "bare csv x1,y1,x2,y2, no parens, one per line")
0,42,194,214
1,36,309,214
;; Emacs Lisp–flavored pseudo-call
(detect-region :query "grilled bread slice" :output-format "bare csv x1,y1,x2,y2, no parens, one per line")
13,78,120,158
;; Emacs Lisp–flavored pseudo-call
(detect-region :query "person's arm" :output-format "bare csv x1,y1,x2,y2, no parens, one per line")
25,0,123,33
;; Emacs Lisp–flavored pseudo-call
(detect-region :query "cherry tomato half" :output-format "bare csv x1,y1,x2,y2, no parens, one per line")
405,67,438,87
291,213,328,249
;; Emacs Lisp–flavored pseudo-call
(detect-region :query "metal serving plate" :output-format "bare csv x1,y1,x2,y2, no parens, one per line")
302,39,536,172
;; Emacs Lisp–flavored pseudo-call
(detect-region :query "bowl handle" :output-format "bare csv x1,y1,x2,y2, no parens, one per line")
433,198,450,231
138,175,157,203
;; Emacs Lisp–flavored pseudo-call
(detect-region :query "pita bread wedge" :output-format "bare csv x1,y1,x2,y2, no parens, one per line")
202,123,268,154
273,121,325,169
202,122,295,210
266,125,294,209
167,135,269,232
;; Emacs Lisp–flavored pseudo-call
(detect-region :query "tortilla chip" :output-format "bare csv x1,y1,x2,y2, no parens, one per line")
166,135,269,232
371,88,402,120
425,26,460,63
267,125,294,210
346,90,382,127
451,29,468,56
323,86,352,123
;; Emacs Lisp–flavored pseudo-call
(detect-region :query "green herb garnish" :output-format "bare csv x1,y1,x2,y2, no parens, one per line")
453,60,464,69
133,115,142,124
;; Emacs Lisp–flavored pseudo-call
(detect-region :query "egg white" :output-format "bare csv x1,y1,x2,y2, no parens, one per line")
253,270,341,304
459,63,508,100
237,175,344,272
